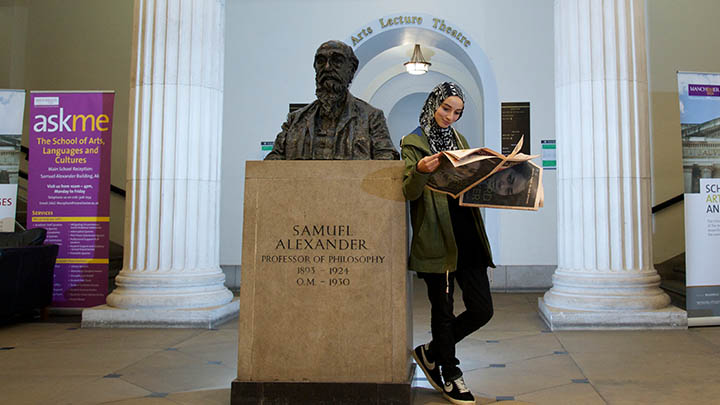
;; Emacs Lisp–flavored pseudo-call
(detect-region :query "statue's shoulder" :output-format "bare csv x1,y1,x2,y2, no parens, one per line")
287,101,319,121
348,95,382,114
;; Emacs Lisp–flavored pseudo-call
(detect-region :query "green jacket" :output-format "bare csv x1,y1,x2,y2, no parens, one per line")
401,127,494,274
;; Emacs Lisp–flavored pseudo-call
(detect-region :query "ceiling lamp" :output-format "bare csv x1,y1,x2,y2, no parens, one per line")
404,44,431,75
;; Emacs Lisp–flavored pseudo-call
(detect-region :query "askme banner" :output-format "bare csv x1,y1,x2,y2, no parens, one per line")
27,91,114,308
678,72,720,326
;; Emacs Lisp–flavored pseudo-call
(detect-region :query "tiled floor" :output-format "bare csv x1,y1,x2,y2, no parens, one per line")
2,278,720,404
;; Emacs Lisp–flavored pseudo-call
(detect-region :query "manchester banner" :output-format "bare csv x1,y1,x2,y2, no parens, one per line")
677,71,720,326
27,91,114,308
0,89,26,231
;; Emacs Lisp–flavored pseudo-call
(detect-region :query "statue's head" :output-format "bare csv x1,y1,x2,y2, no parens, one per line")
314,40,359,95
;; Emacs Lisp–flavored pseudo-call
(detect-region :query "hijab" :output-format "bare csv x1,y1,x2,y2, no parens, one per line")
419,82,465,153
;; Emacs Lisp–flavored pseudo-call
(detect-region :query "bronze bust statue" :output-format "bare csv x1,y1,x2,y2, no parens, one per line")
265,40,399,160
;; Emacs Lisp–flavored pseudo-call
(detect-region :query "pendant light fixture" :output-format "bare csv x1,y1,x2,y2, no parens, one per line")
404,44,431,75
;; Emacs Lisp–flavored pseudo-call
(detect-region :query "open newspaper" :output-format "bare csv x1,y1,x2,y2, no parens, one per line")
425,137,544,211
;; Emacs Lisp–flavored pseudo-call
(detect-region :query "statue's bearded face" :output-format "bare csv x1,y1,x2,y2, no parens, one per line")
314,46,354,96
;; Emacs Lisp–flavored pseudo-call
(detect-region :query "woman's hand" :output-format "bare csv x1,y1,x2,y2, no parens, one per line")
417,153,442,173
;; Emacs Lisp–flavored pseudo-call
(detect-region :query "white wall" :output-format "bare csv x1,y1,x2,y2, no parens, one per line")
0,3,13,87
222,0,557,266
646,0,720,263
0,0,27,89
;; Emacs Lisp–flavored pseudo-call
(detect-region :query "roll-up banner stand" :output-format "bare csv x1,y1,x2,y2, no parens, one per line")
677,72,720,326
27,91,114,308
0,89,26,231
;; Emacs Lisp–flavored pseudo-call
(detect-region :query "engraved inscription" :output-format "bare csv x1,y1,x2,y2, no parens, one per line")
263,224,386,288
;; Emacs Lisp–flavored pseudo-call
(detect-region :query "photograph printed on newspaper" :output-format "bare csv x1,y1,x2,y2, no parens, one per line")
425,135,540,194
424,150,507,198
459,160,544,210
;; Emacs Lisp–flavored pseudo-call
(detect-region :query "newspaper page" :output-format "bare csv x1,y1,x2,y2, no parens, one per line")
425,152,506,198
424,136,544,210
459,160,544,210
425,136,539,197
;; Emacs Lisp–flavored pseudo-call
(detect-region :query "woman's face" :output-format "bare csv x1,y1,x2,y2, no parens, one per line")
487,167,530,196
433,96,464,128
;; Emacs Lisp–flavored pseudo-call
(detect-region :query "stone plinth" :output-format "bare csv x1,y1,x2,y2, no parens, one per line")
538,298,687,330
82,299,239,329
232,161,413,405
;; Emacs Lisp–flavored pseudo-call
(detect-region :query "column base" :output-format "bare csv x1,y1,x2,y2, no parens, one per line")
538,298,687,330
80,298,239,329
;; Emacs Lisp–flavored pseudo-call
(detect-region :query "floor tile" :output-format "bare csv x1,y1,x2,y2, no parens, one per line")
462,353,586,399
412,386,497,404
116,349,236,394
0,323,204,351
1,288,715,405
515,382,606,405
99,397,176,404
0,346,158,377
456,332,565,370
0,322,79,347
481,308,548,332
467,330,546,341
164,388,230,404
48,377,152,405
173,329,239,369
689,326,720,350
0,375,97,404
490,293,538,309
522,293,544,305
556,330,716,354
571,351,720,404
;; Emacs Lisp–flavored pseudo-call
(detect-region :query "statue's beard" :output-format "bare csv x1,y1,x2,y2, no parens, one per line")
315,72,349,117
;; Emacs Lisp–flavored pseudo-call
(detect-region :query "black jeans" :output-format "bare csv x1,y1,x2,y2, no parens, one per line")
420,265,493,380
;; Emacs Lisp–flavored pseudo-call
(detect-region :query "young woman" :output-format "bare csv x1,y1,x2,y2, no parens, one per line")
401,82,494,405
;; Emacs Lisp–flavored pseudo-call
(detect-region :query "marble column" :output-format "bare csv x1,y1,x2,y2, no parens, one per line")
701,165,713,178
82,0,238,328
538,0,685,329
683,166,693,193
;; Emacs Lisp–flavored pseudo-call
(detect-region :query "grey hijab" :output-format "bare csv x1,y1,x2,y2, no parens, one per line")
419,82,465,153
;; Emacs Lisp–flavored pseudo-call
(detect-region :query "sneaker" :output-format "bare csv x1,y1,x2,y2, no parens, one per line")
412,343,443,392
442,375,475,405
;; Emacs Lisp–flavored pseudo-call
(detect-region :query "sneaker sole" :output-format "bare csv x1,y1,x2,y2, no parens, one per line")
412,350,443,393
442,392,476,405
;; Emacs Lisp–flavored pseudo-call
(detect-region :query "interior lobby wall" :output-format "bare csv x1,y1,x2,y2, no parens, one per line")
222,0,556,268
3,0,714,272
646,0,720,264
0,3,13,88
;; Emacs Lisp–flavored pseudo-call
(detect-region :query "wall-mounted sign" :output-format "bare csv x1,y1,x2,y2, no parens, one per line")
501,102,530,156
260,141,273,160
541,139,556,170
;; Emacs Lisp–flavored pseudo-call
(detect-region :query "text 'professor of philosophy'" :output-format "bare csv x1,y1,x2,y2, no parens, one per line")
264,40,400,160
